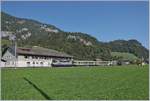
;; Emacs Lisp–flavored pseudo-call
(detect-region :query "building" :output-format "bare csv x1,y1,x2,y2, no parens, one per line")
0,59,6,67
1,46,73,67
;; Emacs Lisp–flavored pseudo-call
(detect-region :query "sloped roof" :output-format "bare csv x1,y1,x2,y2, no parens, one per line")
17,46,73,58
2,46,16,57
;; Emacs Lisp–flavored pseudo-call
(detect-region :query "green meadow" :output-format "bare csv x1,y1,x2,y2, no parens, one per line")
1,65,149,100
111,52,139,61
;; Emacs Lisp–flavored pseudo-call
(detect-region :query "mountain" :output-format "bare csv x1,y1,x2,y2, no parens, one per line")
1,12,111,60
1,12,149,61
104,40,149,60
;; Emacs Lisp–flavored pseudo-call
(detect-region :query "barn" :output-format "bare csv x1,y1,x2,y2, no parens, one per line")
1,46,73,67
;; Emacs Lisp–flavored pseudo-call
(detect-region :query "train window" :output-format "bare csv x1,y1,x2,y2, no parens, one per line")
52,60,57,63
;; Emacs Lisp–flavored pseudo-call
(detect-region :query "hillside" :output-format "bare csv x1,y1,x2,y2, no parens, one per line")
1,12,149,60
1,12,111,60
111,52,139,61
105,40,149,60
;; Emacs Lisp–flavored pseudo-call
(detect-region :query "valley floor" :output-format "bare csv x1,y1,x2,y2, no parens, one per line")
1,65,149,100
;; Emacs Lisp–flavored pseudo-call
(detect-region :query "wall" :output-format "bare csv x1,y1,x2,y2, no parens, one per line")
17,55,52,67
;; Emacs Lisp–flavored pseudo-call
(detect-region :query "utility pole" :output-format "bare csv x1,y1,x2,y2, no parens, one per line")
10,34,17,68
15,40,17,69
12,35,17,69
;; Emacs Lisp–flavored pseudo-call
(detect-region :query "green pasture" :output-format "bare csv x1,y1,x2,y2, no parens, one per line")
1,65,149,100
111,52,139,61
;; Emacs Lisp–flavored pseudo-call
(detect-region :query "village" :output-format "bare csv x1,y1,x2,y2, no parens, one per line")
1,44,147,68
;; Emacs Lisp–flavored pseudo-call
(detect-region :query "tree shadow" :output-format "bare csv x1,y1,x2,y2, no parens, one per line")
23,77,52,100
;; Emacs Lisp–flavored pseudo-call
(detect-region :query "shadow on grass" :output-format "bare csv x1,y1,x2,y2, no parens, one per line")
23,77,52,100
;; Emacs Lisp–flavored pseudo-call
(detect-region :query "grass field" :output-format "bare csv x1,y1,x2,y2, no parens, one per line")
1,65,149,100
111,52,138,61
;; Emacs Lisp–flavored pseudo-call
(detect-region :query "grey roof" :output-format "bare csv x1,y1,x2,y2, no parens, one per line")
17,46,73,58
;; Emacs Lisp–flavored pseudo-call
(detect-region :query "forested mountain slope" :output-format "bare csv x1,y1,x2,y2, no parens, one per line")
1,12,148,60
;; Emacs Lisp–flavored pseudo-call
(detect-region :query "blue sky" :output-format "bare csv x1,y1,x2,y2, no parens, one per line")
1,1,149,48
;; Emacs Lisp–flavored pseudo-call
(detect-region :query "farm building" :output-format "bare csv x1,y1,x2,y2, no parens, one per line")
1,46,73,67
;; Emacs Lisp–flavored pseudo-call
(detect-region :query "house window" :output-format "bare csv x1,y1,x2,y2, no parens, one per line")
40,62,43,66
35,56,38,59
32,56,35,59
27,62,30,64
33,62,35,64
32,56,38,59
27,62,30,66
24,56,28,58
36,62,38,64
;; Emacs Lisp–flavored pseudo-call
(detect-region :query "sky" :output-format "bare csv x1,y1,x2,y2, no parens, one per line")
1,1,149,48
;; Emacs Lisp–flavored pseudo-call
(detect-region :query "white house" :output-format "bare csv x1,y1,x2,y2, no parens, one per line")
1,46,73,67
0,59,6,67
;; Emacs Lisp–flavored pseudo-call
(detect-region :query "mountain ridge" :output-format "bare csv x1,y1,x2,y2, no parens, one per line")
1,11,149,60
